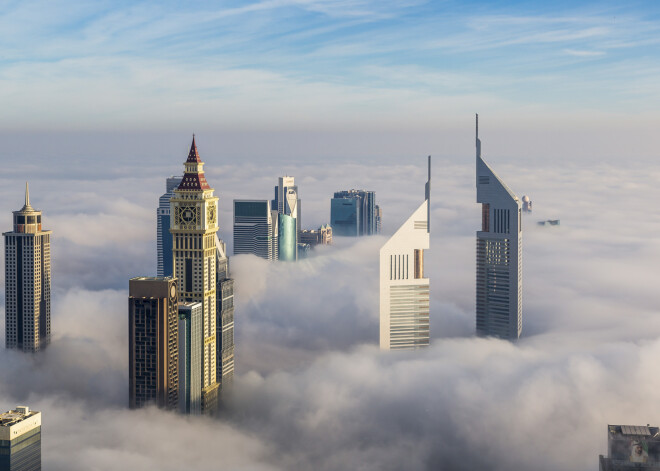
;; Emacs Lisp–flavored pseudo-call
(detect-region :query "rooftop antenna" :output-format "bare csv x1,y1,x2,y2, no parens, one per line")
425,156,431,233
476,113,481,159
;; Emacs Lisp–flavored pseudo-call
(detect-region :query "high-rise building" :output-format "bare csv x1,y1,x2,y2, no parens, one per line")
157,176,183,277
178,302,202,415
215,236,235,390
0,406,41,471
331,189,376,236
599,425,660,470
233,200,279,260
379,157,430,350
300,225,333,247
475,115,523,340
272,176,300,260
128,276,179,410
170,136,221,413
3,183,51,352
375,205,382,234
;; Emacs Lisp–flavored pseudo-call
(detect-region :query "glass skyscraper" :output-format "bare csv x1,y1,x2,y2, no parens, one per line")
331,189,376,236
178,302,202,415
0,406,41,471
157,176,182,277
233,200,279,260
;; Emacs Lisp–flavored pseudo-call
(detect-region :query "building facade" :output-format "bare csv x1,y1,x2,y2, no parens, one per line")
3,184,51,352
0,406,41,471
599,425,660,470
300,225,333,247
331,190,376,236
272,176,300,260
215,236,235,390
233,200,279,260
379,157,430,350
475,115,523,340
157,176,183,277
170,136,221,413
128,276,179,410
178,302,202,415
277,213,297,261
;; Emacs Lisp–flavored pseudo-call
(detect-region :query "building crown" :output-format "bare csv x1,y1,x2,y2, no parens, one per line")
177,135,211,191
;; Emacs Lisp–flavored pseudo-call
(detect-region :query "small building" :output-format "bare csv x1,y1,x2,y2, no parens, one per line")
0,406,41,471
300,225,333,248
599,424,660,470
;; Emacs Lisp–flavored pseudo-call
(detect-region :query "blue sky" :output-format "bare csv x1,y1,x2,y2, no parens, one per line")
1,0,659,135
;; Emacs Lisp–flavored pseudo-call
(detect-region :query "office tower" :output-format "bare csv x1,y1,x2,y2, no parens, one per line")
128,276,179,410
233,200,279,260
215,236,235,390
3,183,51,352
0,406,41,471
331,189,376,236
272,176,300,260
475,115,523,340
300,225,333,247
157,176,183,277
178,302,202,415
170,136,220,413
375,205,382,234
379,157,431,350
599,425,660,470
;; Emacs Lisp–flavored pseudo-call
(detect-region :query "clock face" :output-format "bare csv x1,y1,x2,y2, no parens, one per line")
207,204,216,224
177,205,198,226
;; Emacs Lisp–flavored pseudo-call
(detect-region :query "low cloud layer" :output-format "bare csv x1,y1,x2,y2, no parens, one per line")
0,148,659,470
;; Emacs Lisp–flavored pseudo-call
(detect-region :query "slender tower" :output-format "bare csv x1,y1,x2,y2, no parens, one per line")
379,157,431,350
3,183,51,352
170,136,220,413
475,115,522,340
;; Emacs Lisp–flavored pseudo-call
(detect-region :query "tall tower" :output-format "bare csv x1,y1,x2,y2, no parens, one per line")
233,200,279,260
3,183,51,352
157,176,183,277
379,157,430,350
272,176,300,261
128,276,179,410
170,136,220,413
475,115,522,340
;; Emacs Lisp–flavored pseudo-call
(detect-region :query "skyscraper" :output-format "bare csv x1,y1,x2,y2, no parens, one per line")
599,425,660,470
233,200,279,260
272,176,300,260
379,157,430,350
331,189,376,236
475,115,522,340
170,136,220,413
157,176,183,277
129,276,179,410
178,302,202,415
215,236,235,390
3,183,51,352
375,205,382,234
0,406,41,471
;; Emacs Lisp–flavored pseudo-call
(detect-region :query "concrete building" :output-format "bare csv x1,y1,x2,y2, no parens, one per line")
599,425,660,470
331,190,376,236
170,136,221,413
475,115,523,340
215,236,235,391
379,157,430,350
157,176,183,277
178,302,202,415
300,225,333,247
3,183,51,352
128,276,179,410
0,406,41,471
233,200,279,260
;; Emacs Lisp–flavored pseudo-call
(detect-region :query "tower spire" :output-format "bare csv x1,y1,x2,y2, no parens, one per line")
25,182,30,207
476,113,482,160
425,155,431,233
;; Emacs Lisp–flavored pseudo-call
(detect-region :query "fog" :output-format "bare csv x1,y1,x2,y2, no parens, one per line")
0,136,659,470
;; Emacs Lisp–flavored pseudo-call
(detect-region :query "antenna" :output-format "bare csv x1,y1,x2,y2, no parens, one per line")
476,113,482,159
425,156,431,233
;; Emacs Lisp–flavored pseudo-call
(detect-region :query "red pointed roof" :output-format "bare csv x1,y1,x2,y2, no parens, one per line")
179,173,210,190
187,135,202,163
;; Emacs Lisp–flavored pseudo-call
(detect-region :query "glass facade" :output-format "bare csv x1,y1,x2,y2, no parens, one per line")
331,198,359,236
278,214,297,261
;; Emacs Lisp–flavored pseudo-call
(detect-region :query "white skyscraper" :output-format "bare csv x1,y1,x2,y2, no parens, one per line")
3,184,51,352
379,157,430,350
475,115,522,340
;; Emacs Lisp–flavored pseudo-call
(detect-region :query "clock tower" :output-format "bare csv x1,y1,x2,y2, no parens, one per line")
170,135,220,413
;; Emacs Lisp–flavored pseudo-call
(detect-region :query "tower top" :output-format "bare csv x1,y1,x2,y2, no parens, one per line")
476,113,482,160
22,182,34,212
186,134,202,163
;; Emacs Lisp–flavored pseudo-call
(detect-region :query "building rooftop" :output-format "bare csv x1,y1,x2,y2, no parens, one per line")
0,406,39,427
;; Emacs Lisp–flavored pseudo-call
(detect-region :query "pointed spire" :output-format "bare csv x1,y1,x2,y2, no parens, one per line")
21,182,34,211
476,113,482,160
425,155,431,234
186,134,202,163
